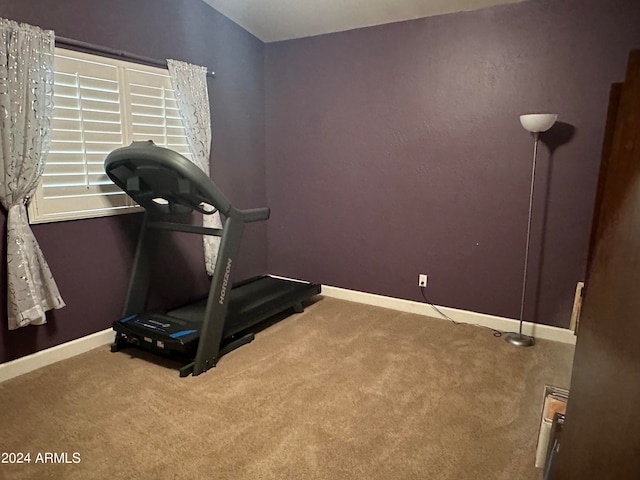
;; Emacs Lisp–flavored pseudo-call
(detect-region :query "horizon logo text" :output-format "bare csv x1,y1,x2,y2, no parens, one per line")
218,258,232,305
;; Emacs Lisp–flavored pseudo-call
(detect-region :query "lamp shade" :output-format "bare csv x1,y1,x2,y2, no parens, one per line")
519,113,558,133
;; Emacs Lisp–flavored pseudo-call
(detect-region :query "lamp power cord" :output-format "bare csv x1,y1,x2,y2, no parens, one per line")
419,286,504,338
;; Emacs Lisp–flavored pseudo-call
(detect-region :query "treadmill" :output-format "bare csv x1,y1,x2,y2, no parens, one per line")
105,140,320,377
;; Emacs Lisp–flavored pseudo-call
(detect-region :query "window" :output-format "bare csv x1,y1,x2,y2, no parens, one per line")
28,48,192,223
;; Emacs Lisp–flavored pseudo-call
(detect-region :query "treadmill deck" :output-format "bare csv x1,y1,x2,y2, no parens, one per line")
112,275,320,360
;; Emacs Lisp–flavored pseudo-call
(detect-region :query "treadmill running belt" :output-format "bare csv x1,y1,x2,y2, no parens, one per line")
167,276,320,337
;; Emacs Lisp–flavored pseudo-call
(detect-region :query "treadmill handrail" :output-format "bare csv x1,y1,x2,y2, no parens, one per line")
234,206,270,223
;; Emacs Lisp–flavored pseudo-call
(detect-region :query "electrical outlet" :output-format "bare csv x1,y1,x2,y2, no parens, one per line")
418,274,428,287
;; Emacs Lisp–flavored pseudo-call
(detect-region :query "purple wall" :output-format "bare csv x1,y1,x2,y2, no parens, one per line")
265,0,640,327
3,0,640,364
0,0,267,362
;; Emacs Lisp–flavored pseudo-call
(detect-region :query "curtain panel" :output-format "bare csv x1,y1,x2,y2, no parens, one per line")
0,18,65,329
167,59,220,276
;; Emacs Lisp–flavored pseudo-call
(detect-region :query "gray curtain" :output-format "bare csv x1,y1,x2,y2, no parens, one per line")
167,59,220,276
0,18,65,329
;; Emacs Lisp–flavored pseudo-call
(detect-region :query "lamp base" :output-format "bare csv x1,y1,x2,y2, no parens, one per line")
505,332,535,347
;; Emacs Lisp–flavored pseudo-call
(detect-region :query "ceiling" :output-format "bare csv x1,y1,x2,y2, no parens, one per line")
201,0,528,43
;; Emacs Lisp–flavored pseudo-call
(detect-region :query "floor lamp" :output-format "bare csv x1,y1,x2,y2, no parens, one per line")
506,113,558,347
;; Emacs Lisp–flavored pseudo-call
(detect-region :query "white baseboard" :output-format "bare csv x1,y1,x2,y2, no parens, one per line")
321,285,577,345
0,282,576,384
0,329,114,384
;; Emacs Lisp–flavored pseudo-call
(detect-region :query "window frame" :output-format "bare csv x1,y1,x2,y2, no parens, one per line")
28,47,191,224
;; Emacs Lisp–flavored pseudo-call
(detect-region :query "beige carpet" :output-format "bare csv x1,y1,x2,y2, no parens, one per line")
0,297,574,480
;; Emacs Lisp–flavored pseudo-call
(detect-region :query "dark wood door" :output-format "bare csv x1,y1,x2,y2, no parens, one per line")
554,50,640,479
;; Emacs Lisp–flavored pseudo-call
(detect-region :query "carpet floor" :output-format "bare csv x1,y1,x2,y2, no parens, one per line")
0,297,574,480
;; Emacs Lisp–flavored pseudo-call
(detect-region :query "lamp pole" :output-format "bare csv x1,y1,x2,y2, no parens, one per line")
506,132,539,347
506,113,557,347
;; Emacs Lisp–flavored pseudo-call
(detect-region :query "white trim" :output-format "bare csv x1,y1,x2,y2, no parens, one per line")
0,329,114,384
0,282,576,384
321,285,577,345
268,274,312,284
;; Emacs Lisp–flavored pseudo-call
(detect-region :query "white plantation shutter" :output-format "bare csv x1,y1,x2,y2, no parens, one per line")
28,48,191,223
126,68,192,158
30,51,129,221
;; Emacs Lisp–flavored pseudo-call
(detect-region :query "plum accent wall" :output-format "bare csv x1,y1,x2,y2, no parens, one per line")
0,0,267,362
264,0,640,328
